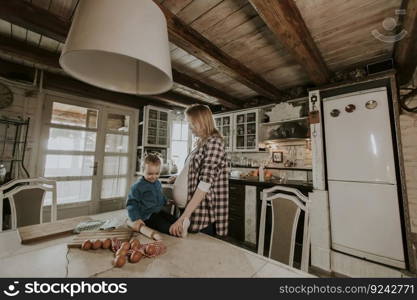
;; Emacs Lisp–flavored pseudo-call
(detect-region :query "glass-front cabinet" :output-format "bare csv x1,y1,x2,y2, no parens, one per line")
233,109,258,151
214,114,233,151
214,109,259,152
144,106,170,147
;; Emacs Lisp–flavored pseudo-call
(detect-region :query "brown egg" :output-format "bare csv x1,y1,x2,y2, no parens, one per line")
130,239,140,250
102,238,111,249
92,240,102,250
129,250,143,263
81,240,92,250
116,248,128,257
145,244,157,256
120,241,131,251
111,238,120,252
112,255,126,268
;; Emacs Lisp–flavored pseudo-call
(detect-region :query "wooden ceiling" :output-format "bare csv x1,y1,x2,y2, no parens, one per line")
0,0,415,110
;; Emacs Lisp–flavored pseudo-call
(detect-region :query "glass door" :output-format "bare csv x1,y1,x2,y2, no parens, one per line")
145,107,169,147
234,110,258,151
41,95,136,214
214,114,233,151
98,108,134,207
41,98,100,207
146,108,158,146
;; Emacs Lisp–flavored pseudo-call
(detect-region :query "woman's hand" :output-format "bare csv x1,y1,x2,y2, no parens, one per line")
169,215,186,237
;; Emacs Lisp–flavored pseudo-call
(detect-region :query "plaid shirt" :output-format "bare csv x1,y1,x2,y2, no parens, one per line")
187,135,229,236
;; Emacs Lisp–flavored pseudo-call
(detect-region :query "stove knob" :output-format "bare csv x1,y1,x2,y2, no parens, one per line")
330,109,340,117
365,100,378,109
345,104,356,113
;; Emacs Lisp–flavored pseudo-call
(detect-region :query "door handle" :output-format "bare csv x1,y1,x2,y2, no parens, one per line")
90,161,98,176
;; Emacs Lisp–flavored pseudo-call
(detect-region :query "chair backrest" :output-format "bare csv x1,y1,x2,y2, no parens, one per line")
0,178,57,231
13,187,45,227
258,186,310,272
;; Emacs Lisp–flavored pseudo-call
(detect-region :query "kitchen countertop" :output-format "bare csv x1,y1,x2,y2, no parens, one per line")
0,210,313,278
229,176,313,194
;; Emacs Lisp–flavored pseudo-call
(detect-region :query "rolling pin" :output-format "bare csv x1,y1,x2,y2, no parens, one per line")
127,220,162,241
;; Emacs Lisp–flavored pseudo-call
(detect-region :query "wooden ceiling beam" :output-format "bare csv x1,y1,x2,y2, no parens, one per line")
172,69,241,109
0,34,215,108
0,43,196,110
155,1,283,99
394,0,417,85
44,72,196,109
0,57,177,109
249,0,331,86
0,0,67,43
154,91,212,107
0,35,61,70
0,0,246,106
43,72,175,109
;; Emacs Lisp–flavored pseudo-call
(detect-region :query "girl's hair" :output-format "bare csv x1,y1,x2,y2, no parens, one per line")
144,154,161,166
185,104,223,147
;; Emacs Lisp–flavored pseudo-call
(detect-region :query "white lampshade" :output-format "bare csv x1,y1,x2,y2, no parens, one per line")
60,0,173,95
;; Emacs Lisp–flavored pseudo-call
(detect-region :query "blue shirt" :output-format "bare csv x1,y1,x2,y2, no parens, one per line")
126,177,167,221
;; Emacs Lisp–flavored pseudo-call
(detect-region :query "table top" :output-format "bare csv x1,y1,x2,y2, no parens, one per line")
0,210,313,278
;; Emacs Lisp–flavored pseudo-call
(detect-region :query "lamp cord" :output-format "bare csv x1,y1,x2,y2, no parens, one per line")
400,88,417,113
400,71,417,113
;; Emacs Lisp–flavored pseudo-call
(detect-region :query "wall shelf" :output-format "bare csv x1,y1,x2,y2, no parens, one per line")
260,116,308,126
264,138,310,143
0,117,30,183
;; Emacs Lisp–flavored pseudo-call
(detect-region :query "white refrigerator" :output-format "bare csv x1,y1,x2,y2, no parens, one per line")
323,87,405,269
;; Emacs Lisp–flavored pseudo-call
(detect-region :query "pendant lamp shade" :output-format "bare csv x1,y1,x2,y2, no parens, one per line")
60,0,173,95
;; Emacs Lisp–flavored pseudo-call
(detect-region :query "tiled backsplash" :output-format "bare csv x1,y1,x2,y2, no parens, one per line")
229,140,312,181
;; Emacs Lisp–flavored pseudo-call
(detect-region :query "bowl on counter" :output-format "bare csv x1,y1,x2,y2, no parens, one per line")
230,170,242,178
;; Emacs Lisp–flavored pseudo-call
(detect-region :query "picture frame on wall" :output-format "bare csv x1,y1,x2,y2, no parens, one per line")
272,151,283,163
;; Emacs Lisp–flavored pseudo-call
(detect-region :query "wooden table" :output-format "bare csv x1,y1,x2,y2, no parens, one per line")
0,210,313,278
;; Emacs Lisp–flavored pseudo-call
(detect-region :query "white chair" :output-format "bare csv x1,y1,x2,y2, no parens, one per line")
257,186,311,272
0,178,57,231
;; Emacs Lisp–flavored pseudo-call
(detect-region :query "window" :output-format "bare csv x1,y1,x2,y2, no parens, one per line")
170,119,189,172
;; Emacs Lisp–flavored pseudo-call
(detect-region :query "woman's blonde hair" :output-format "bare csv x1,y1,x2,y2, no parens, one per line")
185,104,222,147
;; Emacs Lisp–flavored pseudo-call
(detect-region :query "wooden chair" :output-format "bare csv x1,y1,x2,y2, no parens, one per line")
257,186,311,272
0,178,57,231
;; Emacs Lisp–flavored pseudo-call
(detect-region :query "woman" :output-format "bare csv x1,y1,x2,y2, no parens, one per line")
169,104,229,237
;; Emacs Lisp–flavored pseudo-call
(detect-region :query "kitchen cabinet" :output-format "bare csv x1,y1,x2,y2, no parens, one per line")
214,114,233,151
214,109,259,152
227,178,311,261
227,183,258,249
234,109,259,151
143,105,170,147
136,105,171,173
228,182,246,242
